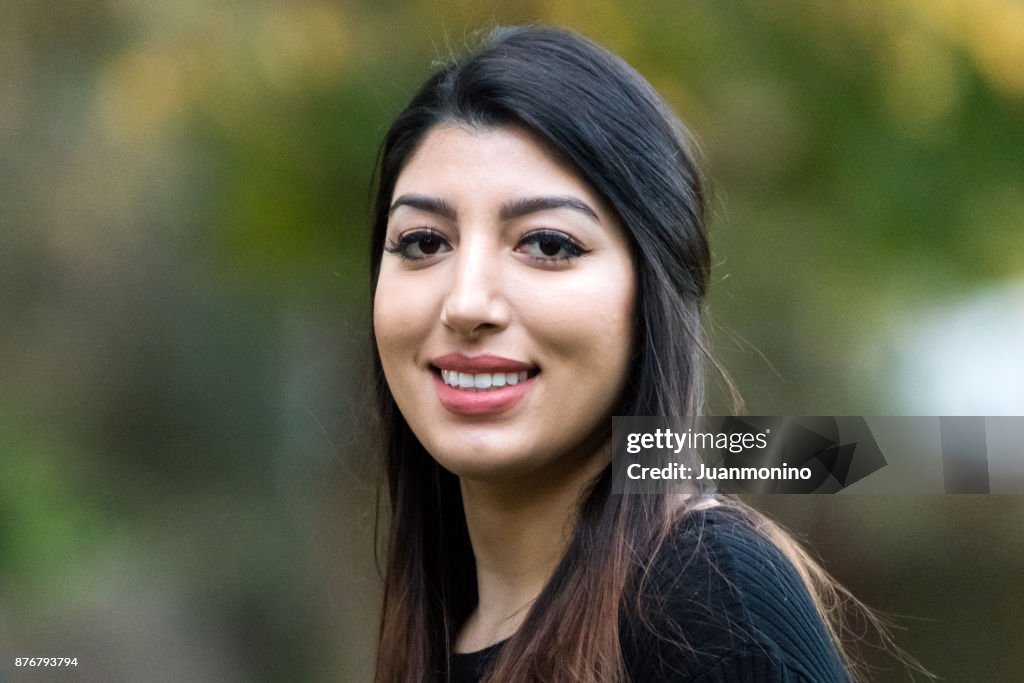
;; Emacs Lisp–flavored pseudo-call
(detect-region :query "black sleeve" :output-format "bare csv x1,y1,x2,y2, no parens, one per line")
621,507,851,683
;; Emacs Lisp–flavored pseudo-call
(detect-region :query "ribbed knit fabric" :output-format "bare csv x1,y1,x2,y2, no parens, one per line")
447,506,850,682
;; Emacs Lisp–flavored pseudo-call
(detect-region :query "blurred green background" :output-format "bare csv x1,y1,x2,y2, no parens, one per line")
2,0,1023,680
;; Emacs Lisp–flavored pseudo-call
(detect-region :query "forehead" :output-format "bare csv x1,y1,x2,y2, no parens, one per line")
392,124,602,206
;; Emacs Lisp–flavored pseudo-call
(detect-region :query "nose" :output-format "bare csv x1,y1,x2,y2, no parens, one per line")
440,239,510,339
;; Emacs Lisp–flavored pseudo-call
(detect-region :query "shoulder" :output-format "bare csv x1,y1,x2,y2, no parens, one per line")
621,504,851,682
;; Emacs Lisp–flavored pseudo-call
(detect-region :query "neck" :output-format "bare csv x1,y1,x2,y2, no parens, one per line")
455,443,609,652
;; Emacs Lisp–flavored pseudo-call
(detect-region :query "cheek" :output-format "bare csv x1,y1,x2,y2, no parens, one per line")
514,266,635,374
577,287,635,387
373,268,436,368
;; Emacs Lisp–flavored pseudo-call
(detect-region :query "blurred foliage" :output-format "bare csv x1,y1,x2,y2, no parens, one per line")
2,0,1023,681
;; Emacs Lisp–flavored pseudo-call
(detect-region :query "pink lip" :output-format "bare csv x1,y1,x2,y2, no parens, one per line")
432,371,536,416
430,352,535,374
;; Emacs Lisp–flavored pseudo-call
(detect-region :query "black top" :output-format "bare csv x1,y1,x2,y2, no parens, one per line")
447,506,849,682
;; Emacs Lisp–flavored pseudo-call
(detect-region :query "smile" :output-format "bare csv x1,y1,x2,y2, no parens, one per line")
440,369,529,391
428,353,539,415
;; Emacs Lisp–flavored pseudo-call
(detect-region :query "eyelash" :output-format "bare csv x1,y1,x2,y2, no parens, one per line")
518,230,589,263
383,228,590,264
383,228,448,260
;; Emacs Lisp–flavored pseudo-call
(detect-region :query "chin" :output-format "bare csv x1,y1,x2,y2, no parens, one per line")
426,443,548,483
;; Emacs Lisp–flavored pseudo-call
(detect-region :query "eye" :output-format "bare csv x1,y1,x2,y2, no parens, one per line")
517,230,589,263
384,229,452,261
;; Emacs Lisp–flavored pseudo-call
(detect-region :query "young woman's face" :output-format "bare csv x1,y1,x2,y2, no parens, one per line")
374,124,635,482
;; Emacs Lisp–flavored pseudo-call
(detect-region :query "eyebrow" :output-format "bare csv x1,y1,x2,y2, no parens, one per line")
499,196,600,223
388,193,601,224
389,194,457,220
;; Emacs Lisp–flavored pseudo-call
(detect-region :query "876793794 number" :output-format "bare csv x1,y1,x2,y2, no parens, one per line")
14,657,78,667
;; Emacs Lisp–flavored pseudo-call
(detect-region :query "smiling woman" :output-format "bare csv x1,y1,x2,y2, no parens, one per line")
367,25,910,683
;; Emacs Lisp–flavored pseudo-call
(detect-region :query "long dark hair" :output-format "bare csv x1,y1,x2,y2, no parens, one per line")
368,26,904,683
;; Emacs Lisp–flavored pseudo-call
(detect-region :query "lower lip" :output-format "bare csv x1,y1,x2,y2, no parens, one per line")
433,372,535,416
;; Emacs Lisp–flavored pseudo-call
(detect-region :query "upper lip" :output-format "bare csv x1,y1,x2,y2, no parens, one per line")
430,353,536,373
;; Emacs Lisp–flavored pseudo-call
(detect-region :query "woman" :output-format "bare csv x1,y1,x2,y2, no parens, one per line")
368,26,894,683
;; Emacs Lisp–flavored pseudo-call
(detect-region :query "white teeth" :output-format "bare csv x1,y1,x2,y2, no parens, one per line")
439,369,535,391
